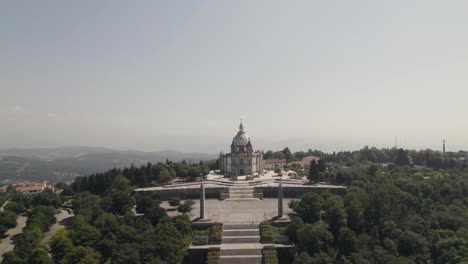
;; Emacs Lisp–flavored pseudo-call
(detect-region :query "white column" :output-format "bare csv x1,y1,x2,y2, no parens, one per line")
200,178,205,219
278,177,283,218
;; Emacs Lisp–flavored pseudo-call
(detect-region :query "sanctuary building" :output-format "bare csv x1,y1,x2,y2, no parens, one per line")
219,122,264,175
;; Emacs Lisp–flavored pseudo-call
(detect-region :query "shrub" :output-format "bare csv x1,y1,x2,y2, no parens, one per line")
192,236,208,245
168,197,181,207
209,224,223,244
262,246,278,264
206,247,220,264
177,200,195,214
260,222,274,243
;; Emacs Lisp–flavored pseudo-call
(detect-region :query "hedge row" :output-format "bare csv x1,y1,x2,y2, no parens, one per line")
209,223,223,244
262,246,278,264
206,247,220,264
260,221,274,243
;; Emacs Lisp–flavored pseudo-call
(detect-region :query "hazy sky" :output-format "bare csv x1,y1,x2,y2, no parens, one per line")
1,1,468,153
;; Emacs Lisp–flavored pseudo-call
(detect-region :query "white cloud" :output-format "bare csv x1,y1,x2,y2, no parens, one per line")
10,106,29,115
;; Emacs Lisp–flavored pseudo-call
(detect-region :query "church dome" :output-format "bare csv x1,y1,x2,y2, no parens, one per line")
233,132,249,146
232,122,250,146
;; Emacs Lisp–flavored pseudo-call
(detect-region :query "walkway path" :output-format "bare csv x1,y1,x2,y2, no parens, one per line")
42,208,74,245
0,201,9,212
0,215,27,261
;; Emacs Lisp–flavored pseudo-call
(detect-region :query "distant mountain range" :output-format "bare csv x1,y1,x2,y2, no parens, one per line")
0,147,217,183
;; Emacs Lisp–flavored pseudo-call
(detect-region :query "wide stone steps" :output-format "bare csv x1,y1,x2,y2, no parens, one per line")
220,255,262,264
229,186,254,190
229,190,254,193
223,223,259,230
228,193,254,198
220,223,262,264
222,236,261,244
221,248,262,256
223,229,259,236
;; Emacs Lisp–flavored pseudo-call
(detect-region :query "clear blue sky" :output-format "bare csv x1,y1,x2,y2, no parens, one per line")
1,0,467,153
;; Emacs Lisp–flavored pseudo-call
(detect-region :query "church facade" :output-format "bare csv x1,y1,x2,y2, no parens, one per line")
219,122,264,175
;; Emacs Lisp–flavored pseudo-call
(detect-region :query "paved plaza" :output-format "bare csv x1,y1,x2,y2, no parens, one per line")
161,198,295,223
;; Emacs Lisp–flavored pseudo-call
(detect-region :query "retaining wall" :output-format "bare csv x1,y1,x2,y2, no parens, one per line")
138,187,228,200
256,186,346,198
137,185,345,200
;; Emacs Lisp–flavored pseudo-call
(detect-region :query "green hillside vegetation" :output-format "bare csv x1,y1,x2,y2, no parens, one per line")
0,147,216,183
72,161,213,194
288,162,468,263
1,146,466,263
2,191,62,264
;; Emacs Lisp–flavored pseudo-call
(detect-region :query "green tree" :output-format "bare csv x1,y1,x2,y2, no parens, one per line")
93,212,119,235
135,194,157,214
308,160,320,182
293,193,324,223
337,227,357,256
152,222,187,263
297,222,334,256
395,149,411,166
111,243,141,264
30,246,53,264
2,252,24,264
144,204,168,226
317,159,326,173
60,246,102,264
168,197,181,207
26,205,56,232
70,216,102,247
72,192,102,220
293,252,313,264
159,169,173,183
323,195,346,238
101,176,135,215
177,200,195,214
285,217,304,243
282,147,294,163
50,230,73,263
32,190,62,208
397,230,430,261
188,167,201,179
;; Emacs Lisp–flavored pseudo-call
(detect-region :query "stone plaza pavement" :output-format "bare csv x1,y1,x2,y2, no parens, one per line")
161,198,295,223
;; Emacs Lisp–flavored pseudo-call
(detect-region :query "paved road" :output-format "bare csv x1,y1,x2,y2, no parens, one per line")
42,209,74,245
0,215,27,261
161,198,295,223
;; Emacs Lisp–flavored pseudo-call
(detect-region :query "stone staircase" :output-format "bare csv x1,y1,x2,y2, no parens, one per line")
228,186,255,199
220,223,262,264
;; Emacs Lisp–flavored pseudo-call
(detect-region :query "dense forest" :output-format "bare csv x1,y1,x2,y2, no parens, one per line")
2,146,466,263
265,147,464,170
288,163,468,263
3,176,191,264
72,161,213,194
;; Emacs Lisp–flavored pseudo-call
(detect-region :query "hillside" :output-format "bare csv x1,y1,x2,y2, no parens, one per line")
0,147,216,183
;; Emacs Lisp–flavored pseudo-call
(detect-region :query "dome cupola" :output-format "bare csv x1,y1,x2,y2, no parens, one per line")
231,122,252,152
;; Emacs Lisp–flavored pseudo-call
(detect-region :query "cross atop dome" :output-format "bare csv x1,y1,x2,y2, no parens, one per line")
239,120,244,133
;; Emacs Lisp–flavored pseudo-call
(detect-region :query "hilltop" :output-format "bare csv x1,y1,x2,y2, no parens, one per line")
0,146,216,183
